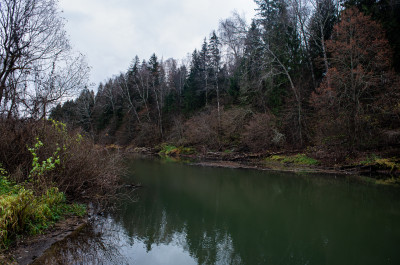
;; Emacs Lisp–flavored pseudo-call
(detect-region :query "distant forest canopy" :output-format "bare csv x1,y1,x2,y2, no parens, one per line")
50,0,400,154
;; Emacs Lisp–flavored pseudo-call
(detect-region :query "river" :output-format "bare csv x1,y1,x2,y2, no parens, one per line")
33,157,400,264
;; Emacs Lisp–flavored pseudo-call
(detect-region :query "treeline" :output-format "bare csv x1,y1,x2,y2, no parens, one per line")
51,0,400,157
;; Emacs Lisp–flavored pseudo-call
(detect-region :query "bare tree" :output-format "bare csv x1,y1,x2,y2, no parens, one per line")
0,0,89,119
148,55,166,139
264,45,303,145
27,52,89,119
218,11,248,68
117,73,141,124
312,7,396,147
164,57,186,108
133,60,152,122
308,0,340,85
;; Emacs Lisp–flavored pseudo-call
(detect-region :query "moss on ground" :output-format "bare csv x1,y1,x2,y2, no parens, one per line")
266,154,320,166
360,155,399,172
158,144,196,156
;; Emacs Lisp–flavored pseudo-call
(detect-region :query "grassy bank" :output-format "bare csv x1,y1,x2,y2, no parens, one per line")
0,171,85,249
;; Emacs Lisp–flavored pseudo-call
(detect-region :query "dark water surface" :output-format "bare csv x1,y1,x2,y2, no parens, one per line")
34,158,400,264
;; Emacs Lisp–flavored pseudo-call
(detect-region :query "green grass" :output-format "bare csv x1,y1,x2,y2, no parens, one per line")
0,176,19,195
266,154,320,166
360,154,399,172
360,154,381,165
0,173,86,249
158,144,196,156
376,177,400,185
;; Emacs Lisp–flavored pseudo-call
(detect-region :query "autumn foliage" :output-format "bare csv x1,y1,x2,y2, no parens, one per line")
48,4,400,156
312,7,399,149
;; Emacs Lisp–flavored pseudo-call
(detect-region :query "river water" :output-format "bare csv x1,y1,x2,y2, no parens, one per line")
34,157,400,264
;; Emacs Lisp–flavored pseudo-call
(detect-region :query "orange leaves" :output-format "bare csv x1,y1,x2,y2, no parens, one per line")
327,7,392,73
311,7,398,147
314,7,394,109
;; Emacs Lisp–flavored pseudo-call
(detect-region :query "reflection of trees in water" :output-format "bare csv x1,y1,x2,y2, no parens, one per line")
112,188,243,265
111,171,279,265
33,160,400,265
112,162,400,265
114,174,269,264
32,216,129,265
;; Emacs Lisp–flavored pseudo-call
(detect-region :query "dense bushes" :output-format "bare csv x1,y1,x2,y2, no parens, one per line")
242,113,285,152
180,110,220,148
174,107,251,150
0,119,121,201
0,118,121,249
164,107,285,152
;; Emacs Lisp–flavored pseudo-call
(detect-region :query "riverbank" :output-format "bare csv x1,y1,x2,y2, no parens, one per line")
2,147,398,264
24,156,400,264
0,119,123,264
0,176,87,264
0,216,87,265
127,146,400,184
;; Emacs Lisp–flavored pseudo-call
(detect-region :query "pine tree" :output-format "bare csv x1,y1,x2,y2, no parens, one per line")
240,21,266,109
183,50,205,113
128,56,140,77
148,54,164,138
199,39,209,105
255,0,306,145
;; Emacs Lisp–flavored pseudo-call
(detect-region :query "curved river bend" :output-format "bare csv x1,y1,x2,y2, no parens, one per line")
34,158,400,265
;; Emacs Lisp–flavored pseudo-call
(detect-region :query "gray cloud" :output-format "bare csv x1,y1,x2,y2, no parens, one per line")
59,0,257,87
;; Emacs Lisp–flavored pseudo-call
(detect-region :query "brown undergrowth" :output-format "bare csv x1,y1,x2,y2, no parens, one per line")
0,118,123,253
0,118,122,203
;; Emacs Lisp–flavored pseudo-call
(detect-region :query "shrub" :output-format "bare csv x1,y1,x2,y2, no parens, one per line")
133,122,161,147
0,188,35,248
0,162,87,249
158,144,179,155
360,155,399,172
0,119,121,202
242,113,285,152
181,107,251,150
289,154,320,165
0,183,86,249
182,110,219,148
219,107,252,148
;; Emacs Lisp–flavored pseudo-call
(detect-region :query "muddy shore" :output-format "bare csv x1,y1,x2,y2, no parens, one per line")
1,216,87,265
128,147,399,178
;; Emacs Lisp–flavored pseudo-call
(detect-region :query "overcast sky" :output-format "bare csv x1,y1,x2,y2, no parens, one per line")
58,0,258,88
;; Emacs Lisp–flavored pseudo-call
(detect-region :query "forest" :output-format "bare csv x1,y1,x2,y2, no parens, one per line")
50,0,400,163
0,0,399,256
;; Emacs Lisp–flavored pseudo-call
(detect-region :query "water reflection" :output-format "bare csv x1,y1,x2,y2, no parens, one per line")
36,158,400,265
32,216,129,264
